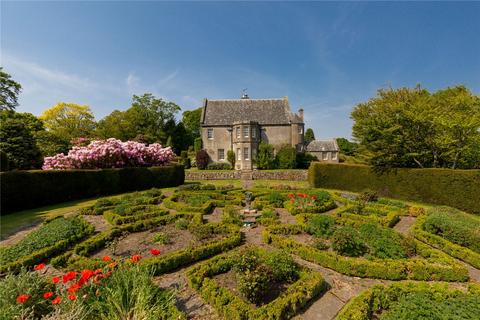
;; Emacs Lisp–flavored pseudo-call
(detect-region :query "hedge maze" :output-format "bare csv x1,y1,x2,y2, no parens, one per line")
1,182,479,319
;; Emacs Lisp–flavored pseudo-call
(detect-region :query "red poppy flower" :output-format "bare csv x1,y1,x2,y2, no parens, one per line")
94,268,103,275
108,262,117,269
43,291,54,299
102,256,111,262
62,271,77,283
52,276,60,284
67,283,81,293
68,294,77,301
52,296,61,305
150,248,161,256
34,263,46,271
80,269,94,281
131,255,142,262
16,294,30,304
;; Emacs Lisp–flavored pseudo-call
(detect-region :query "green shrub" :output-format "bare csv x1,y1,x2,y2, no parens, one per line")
175,218,190,230
1,164,184,214
194,137,202,152
237,264,273,304
263,250,299,282
268,191,286,207
256,142,277,169
295,152,317,169
358,190,379,202
331,226,366,257
222,206,243,226
227,150,236,168
206,162,232,170
359,223,414,259
312,238,330,250
275,145,296,169
308,163,480,214
306,215,336,238
195,150,209,170
153,232,171,245
424,207,480,253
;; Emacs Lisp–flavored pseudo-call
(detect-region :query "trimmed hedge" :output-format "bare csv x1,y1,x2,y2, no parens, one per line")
186,248,328,320
337,281,480,320
308,163,480,214
263,225,469,282
1,164,184,214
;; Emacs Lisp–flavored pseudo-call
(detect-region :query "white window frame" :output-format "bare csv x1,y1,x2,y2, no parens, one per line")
243,147,249,160
218,149,225,161
243,127,249,138
207,128,213,140
323,152,329,160
237,148,241,160
236,127,240,139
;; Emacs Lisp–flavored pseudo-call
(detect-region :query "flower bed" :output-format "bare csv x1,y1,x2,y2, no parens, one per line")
283,191,337,215
337,281,480,320
187,247,328,320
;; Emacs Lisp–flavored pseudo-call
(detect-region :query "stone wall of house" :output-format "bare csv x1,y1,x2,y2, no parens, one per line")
185,170,308,181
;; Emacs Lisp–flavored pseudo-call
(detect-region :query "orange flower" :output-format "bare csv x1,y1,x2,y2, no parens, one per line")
16,294,30,304
43,291,54,299
34,263,46,271
63,271,77,283
52,296,61,305
52,276,60,284
102,256,111,262
80,269,94,281
94,268,103,275
108,262,117,269
131,255,142,262
150,248,161,256
67,283,81,293
68,294,77,301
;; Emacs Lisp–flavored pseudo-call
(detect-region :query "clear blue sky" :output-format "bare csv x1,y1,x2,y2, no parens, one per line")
2,1,479,139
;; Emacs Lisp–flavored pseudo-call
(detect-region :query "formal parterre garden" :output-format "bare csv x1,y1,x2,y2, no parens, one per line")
1,182,479,319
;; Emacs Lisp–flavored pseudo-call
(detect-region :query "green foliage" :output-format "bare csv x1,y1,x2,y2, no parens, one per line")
93,264,184,320
304,128,315,142
424,207,480,253
227,150,236,168
196,150,209,169
263,250,299,282
306,215,336,238
312,238,330,250
336,138,358,156
331,226,366,257
256,141,276,169
358,190,379,202
268,191,286,207
0,269,54,319
221,206,243,226
359,223,415,259
0,67,22,111
1,164,184,214
0,150,9,171
206,162,232,170
308,163,480,214
153,232,171,245
175,218,190,230
295,152,317,169
0,110,43,169
351,85,480,170
194,137,202,152
0,217,91,266
275,145,296,169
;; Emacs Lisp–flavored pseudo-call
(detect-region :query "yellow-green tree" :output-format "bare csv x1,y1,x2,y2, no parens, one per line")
40,102,96,143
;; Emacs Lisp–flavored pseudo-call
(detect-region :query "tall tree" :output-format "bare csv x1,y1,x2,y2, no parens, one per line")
40,102,96,142
0,110,43,169
305,128,315,142
336,138,358,156
182,107,202,139
0,68,22,111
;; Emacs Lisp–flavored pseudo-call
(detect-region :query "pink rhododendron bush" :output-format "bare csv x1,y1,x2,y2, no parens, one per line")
42,138,175,170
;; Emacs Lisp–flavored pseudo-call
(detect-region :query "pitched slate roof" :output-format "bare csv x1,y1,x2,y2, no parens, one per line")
201,97,303,126
305,139,339,152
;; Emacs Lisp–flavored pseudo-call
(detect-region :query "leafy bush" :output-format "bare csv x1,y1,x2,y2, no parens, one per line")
194,137,202,152
175,218,189,230
359,223,415,259
152,232,171,244
268,191,286,207
256,142,276,169
206,162,232,170
221,206,243,226
295,152,317,169
424,207,480,253
306,215,336,238
0,217,91,265
237,264,273,304
263,250,299,282
195,150,209,170
227,150,235,168
331,226,366,257
275,145,296,169
358,190,379,202
312,238,330,250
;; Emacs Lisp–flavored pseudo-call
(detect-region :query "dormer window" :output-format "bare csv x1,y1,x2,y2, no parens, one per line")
207,128,213,139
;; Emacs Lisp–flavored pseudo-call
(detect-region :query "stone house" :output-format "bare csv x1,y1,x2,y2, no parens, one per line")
305,139,340,163
200,95,338,170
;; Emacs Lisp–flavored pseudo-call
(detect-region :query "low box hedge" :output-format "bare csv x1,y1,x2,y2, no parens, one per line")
308,163,480,214
412,214,480,269
337,281,480,320
186,248,328,320
1,164,185,215
263,226,469,282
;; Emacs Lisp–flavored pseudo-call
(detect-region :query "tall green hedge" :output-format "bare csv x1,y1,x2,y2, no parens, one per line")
308,163,480,214
0,164,184,215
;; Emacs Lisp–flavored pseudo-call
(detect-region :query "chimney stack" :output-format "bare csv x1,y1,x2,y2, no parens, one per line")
298,108,304,121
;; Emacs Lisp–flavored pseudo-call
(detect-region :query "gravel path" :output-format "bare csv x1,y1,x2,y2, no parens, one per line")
393,216,417,235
